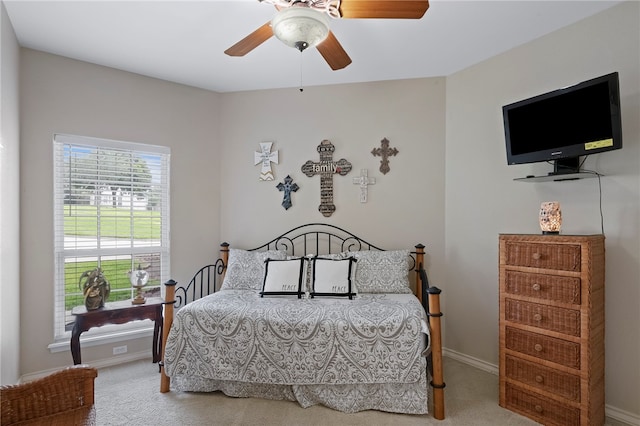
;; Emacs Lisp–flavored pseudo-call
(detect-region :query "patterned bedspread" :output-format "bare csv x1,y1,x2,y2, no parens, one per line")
164,290,429,387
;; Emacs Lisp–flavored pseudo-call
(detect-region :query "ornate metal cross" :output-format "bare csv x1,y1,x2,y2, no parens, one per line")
352,169,375,203
254,142,279,181
301,140,352,217
276,175,299,210
371,137,398,175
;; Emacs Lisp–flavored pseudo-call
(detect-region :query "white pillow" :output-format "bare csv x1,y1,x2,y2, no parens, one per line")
310,257,356,299
303,252,347,293
261,258,305,298
220,249,286,291
347,250,412,294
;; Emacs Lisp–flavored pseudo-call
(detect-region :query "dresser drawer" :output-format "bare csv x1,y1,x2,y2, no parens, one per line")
505,298,581,337
504,241,581,271
505,355,580,401
505,327,580,369
504,270,581,305
505,383,580,426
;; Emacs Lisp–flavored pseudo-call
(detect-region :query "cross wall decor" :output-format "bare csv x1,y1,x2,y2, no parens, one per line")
254,142,279,181
276,175,299,210
353,169,375,203
301,140,352,217
371,137,398,175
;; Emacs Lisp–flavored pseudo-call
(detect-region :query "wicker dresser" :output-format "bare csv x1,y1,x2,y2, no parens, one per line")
499,234,605,426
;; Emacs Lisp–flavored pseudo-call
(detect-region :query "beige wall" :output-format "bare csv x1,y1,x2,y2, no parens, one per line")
0,1,21,385
445,1,639,419
19,49,221,374
218,79,447,279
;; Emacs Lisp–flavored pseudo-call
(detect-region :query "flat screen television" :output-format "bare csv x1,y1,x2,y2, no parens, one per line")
503,72,623,175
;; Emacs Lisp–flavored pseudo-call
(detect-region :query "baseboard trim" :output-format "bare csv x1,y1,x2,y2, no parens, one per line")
442,347,639,426
605,405,640,426
443,347,498,375
20,351,152,383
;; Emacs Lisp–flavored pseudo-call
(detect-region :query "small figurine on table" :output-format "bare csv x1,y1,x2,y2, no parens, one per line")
79,267,110,311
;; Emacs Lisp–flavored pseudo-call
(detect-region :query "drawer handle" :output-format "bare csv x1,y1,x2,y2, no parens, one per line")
534,344,543,352
532,252,542,260
535,375,544,384
534,405,544,413
532,283,541,291
533,313,542,322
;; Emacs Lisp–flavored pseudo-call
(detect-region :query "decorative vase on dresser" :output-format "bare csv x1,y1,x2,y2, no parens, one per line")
498,234,605,426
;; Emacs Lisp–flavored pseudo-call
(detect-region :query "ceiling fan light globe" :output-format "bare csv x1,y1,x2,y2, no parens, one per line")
271,7,330,50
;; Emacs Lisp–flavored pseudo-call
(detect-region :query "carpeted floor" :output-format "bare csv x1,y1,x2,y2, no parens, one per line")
94,356,546,426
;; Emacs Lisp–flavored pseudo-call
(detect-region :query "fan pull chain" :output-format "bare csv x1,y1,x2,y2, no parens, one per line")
299,51,304,92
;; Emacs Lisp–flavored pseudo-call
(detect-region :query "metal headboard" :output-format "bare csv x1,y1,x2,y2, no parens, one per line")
174,223,426,309
248,223,384,255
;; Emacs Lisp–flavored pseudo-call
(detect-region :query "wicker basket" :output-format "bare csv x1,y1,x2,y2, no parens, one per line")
0,365,97,426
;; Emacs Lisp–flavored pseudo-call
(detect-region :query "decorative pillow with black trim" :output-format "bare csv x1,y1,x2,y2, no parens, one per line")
301,252,347,293
310,256,357,299
260,258,306,298
347,250,412,294
220,249,286,291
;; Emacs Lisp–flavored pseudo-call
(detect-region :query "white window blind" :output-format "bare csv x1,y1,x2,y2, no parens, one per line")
53,134,170,339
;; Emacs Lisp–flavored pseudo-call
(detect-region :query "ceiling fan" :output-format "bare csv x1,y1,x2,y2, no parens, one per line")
224,0,430,71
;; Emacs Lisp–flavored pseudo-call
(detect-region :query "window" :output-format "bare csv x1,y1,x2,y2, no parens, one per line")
53,134,170,340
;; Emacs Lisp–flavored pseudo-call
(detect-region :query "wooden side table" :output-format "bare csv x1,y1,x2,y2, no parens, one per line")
70,297,164,365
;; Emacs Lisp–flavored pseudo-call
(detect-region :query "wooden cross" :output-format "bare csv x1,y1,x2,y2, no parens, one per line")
254,142,279,181
276,175,299,210
353,169,375,203
371,137,398,175
301,140,352,217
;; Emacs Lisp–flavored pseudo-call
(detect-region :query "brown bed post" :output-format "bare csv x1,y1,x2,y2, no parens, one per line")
220,242,230,284
160,279,177,393
414,244,425,304
427,286,445,420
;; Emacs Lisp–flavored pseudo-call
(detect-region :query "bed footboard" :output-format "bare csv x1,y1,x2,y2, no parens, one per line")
159,279,175,393
427,286,445,420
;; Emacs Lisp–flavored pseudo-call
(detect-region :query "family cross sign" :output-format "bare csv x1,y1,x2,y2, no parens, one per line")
301,140,352,217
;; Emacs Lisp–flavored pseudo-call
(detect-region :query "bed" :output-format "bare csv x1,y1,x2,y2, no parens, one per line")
159,223,444,418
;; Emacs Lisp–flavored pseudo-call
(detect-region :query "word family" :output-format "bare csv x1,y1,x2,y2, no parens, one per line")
310,162,340,173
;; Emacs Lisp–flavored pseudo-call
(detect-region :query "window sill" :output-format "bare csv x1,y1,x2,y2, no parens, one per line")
48,321,155,353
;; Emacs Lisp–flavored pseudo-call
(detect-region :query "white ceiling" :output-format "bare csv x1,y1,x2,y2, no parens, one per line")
4,0,623,93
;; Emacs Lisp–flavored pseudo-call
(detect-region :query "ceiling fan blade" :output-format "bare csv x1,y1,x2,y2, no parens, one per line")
316,31,352,70
224,22,273,57
339,0,429,19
